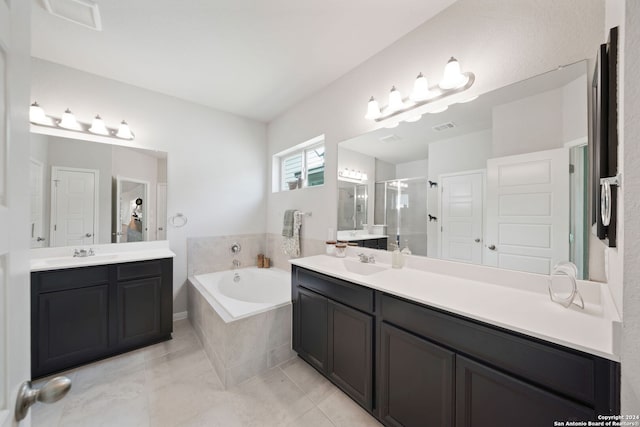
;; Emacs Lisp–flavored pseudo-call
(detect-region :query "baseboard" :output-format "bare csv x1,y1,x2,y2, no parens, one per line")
173,311,188,321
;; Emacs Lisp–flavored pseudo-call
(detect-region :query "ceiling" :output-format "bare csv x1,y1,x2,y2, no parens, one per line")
31,0,457,122
340,61,587,164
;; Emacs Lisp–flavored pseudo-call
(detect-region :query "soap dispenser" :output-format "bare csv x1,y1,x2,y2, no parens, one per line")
391,243,404,269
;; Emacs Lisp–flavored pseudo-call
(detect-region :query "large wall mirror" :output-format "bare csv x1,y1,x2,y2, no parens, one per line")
338,60,592,279
29,133,168,248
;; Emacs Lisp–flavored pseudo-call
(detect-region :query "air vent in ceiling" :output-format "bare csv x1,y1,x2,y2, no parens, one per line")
379,134,401,143
432,122,456,132
43,0,102,31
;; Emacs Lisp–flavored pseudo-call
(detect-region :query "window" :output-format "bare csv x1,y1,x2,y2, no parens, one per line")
273,135,325,192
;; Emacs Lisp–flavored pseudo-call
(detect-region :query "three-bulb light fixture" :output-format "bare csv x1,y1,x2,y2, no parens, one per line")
365,57,476,124
29,102,135,140
338,168,368,183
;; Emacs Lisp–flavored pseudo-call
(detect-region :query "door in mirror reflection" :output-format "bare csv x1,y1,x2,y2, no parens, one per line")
51,166,98,247
115,177,148,243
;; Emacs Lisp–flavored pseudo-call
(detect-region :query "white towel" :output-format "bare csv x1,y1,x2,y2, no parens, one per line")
283,211,302,257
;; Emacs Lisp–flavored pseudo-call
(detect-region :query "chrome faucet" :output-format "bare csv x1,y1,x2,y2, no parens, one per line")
73,248,95,258
357,253,375,263
232,259,241,269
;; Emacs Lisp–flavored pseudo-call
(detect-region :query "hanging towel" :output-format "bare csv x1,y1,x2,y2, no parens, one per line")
282,209,297,237
283,211,302,257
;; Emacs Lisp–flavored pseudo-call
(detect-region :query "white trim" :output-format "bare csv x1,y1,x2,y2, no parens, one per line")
563,136,588,148
173,311,188,321
273,134,324,157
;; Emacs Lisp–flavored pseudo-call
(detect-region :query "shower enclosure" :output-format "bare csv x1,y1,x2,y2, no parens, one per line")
337,181,368,231
374,178,428,256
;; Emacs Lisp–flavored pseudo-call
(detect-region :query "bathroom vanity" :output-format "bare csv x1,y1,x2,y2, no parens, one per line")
290,253,620,427
30,242,175,378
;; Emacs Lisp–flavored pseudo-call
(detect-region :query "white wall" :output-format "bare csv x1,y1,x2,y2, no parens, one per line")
396,159,428,179
427,129,493,256
266,0,604,252
375,159,396,182
492,77,587,157
621,0,640,415
31,58,268,314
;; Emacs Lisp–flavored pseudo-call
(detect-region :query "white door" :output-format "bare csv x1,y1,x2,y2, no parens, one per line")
440,172,484,264
29,159,45,248
157,183,167,240
1,0,34,425
51,167,98,247
485,148,570,274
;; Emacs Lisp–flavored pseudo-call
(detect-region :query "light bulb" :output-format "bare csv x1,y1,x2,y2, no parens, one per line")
58,108,81,130
404,114,422,123
29,102,50,125
387,86,405,113
365,96,381,120
89,115,109,135
439,57,469,90
116,120,133,139
410,73,433,102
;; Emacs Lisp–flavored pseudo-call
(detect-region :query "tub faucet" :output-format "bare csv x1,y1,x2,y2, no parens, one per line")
357,253,375,263
232,259,241,269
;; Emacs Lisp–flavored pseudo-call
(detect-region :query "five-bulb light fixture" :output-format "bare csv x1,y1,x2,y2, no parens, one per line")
365,57,476,124
29,102,135,140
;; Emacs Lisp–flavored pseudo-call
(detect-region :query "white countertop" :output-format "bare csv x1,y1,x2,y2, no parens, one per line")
290,249,621,361
30,241,175,272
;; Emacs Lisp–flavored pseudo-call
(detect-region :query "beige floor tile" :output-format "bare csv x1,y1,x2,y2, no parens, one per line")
317,390,382,427
280,357,339,405
287,407,336,427
227,367,316,426
72,351,146,392
145,344,222,392
139,329,201,362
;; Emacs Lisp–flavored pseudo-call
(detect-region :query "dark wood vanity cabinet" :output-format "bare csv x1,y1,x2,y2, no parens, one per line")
291,266,620,426
292,267,374,410
31,258,173,378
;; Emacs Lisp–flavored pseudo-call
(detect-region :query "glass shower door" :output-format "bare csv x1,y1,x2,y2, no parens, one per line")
377,178,428,256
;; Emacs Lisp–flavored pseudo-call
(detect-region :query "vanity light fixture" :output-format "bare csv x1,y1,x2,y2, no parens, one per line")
58,109,81,130
338,168,368,183
88,115,109,135
29,102,135,141
365,56,475,123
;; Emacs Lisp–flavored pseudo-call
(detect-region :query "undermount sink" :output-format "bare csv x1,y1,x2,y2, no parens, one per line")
342,258,387,276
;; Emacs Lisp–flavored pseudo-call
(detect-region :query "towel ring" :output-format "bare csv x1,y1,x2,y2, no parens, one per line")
548,262,584,310
169,213,188,228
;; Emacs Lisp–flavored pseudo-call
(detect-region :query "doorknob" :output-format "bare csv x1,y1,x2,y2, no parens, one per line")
15,376,71,421
474,238,481,243
85,233,93,237
488,244,496,251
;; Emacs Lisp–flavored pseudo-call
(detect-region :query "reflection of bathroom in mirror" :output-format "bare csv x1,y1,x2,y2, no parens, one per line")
337,181,368,231
338,60,590,278
29,134,168,248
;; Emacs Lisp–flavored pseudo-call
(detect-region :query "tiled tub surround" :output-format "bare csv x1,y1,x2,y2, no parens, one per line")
187,233,325,274
188,268,295,388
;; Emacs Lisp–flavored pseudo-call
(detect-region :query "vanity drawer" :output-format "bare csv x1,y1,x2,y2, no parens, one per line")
36,265,109,293
296,267,374,313
380,294,597,406
116,259,164,281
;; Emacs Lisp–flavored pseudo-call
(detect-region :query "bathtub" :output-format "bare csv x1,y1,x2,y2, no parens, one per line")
188,267,295,387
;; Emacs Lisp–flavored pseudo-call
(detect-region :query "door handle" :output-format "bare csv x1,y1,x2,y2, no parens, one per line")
36,237,46,242
158,227,164,231
474,238,481,243
15,376,71,421
488,244,496,251
85,233,93,237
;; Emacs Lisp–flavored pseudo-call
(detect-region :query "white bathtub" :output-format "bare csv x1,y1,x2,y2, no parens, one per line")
188,267,295,387
191,267,291,322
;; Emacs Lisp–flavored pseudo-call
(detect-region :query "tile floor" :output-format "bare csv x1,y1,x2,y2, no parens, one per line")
32,319,383,427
